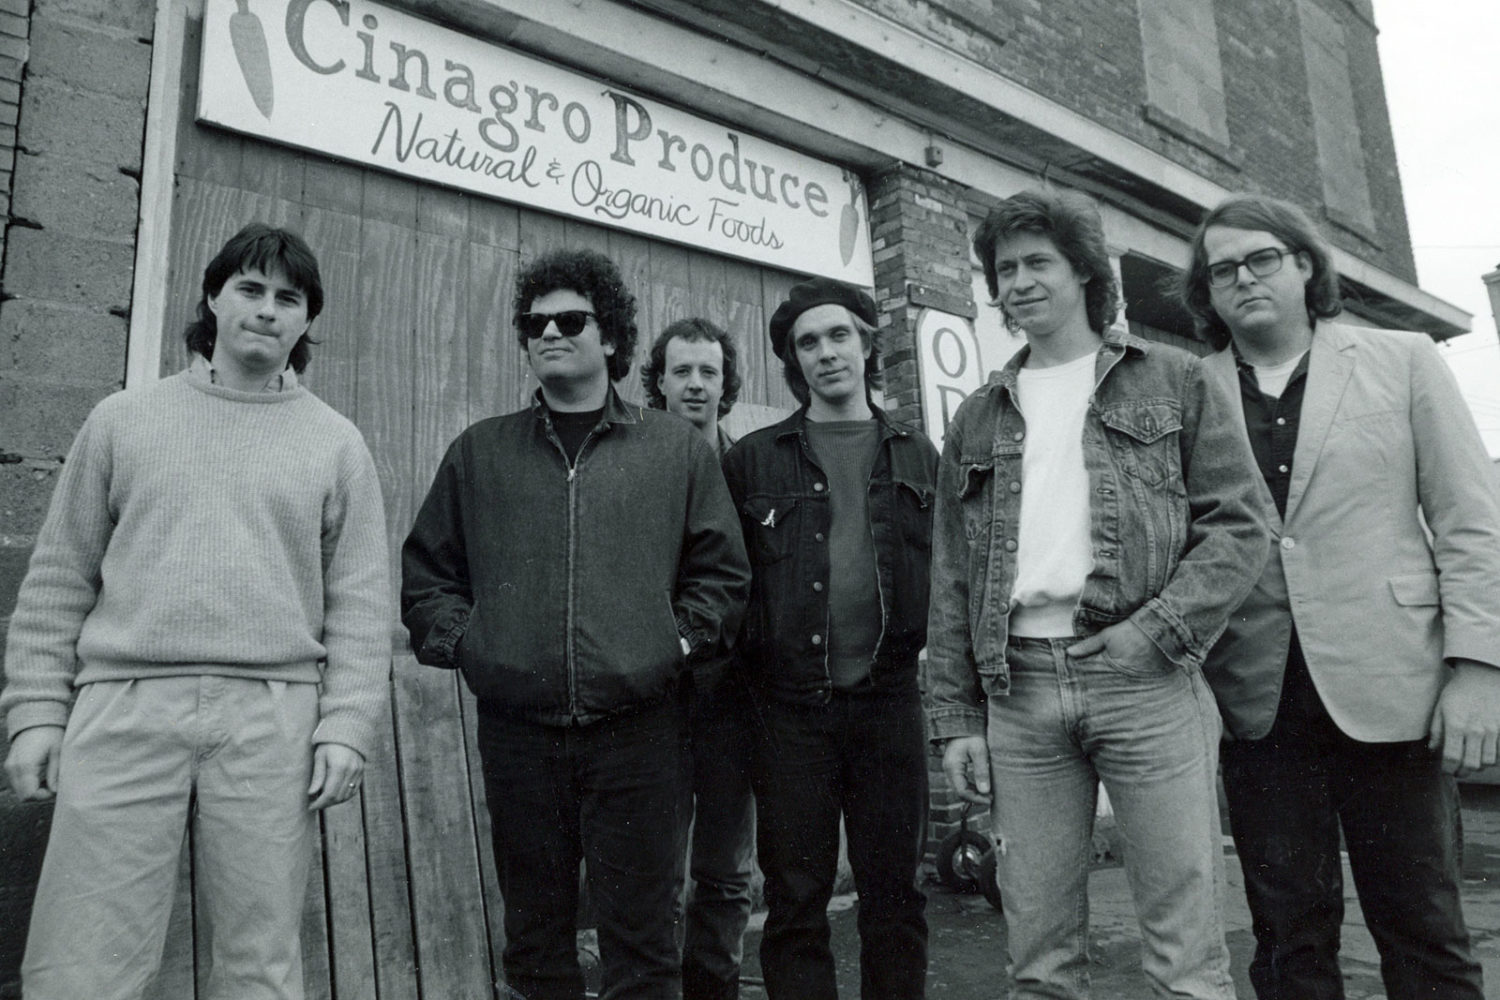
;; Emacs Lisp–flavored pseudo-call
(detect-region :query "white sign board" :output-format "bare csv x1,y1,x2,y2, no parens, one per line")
198,0,873,285
916,308,988,453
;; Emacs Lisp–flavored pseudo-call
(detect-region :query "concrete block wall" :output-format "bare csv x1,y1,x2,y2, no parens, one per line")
852,0,1417,283
0,0,153,991
865,162,986,859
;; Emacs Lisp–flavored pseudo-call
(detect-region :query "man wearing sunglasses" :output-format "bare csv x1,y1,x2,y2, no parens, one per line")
1183,194,1500,1000
401,249,750,1000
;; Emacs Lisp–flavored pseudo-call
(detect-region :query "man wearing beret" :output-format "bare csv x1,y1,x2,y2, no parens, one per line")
721,278,937,999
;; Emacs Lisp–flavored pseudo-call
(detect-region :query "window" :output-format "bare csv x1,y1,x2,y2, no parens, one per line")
1138,0,1231,148
1299,0,1376,233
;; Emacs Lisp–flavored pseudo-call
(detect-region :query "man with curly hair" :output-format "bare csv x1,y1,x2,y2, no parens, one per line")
643,318,754,999
401,249,750,1000
642,317,742,458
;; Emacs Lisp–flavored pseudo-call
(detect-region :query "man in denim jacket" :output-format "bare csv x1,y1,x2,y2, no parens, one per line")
402,250,750,1000
927,189,1268,1000
722,278,936,999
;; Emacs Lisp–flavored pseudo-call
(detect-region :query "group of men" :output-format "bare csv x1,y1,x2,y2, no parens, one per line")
4,184,1499,1000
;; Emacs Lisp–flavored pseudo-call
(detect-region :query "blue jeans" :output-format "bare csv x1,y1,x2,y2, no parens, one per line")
477,701,686,1000
988,637,1233,1000
678,677,757,1000
1221,635,1483,1000
749,685,928,1000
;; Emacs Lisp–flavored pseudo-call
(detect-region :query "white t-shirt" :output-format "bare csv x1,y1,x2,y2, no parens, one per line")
1252,351,1306,398
1009,352,1096,638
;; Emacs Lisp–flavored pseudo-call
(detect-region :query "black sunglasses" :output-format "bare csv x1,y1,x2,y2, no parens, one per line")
518,310,596,340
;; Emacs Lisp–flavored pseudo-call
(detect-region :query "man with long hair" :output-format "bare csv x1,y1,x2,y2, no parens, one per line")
2,223,391,999
929,188,1268,999
1185,194,1500,1000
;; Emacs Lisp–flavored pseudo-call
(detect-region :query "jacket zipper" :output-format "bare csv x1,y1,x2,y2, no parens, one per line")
547,418,605,724
565,459,578,721
867,477,887,668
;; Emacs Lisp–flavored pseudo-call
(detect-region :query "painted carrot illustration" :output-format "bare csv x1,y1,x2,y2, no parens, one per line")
839,170,861,267
230,0,274,119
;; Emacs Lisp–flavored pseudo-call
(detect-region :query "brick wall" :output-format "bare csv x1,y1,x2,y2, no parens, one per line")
851,0,1416,283
865,162,987,858
0,0,153,991
868,163,976,432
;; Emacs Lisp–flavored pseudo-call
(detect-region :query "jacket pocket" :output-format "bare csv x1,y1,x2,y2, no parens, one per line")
741,496,798,565
1099,401,1185,493
957,458,994,541
897,479,934,549
1389,572,1439,607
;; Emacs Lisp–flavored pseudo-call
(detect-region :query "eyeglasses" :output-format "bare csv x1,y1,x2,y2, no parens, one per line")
518,310,596,339
1206,247,1296,288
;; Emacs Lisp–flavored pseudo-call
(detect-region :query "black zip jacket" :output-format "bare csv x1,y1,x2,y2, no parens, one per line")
401,389,750,725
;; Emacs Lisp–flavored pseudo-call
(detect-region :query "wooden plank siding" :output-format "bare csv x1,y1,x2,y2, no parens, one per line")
154,32,807,988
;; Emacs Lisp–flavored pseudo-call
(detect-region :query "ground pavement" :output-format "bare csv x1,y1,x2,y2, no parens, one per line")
735,783,1500,999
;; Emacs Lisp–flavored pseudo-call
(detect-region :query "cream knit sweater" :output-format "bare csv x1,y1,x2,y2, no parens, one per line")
1,364,392,758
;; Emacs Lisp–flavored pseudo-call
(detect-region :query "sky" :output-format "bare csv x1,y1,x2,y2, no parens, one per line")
1373,0,1500,456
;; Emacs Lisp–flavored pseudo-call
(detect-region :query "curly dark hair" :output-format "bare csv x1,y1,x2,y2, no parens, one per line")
641,318,741,417
972,187,1119,336
1180,195,1343,350
780,309,884,407
513,248,639,382
182,223,324,373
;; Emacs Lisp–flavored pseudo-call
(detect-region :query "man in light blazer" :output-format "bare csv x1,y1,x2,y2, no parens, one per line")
1182,194,1500,1000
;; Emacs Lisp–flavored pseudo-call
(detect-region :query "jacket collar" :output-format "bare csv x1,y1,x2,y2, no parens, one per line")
716,425,737,458
1282,319,1357,523
772,402,908,444
1205,319,1359,527
989,323,1149,392
530,384,646,427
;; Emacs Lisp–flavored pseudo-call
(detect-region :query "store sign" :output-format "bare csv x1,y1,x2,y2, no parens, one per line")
199,0,873,284
915,308,987,452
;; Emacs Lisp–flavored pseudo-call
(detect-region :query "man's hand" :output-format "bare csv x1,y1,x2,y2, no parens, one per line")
5,726,64,801
1429,660,1500,776
308,741,366,811
942,735,992,807
1067,620,1172,673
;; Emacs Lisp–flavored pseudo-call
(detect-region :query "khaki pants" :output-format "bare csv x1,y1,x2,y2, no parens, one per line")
22,675,319,1000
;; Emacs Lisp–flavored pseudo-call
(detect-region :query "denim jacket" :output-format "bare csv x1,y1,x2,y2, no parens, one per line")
721,407,939,704
925,328,1270,742
401,388,750,726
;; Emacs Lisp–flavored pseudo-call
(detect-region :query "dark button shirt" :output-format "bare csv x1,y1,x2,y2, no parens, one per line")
1234,350,1309,518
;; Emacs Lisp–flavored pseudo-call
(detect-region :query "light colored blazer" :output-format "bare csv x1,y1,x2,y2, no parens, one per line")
1202,321,1500,742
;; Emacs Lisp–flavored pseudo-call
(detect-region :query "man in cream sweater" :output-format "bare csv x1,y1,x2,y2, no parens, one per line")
1,224,391,1000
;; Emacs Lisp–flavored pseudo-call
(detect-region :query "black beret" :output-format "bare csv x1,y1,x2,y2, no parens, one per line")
768,278,878,359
